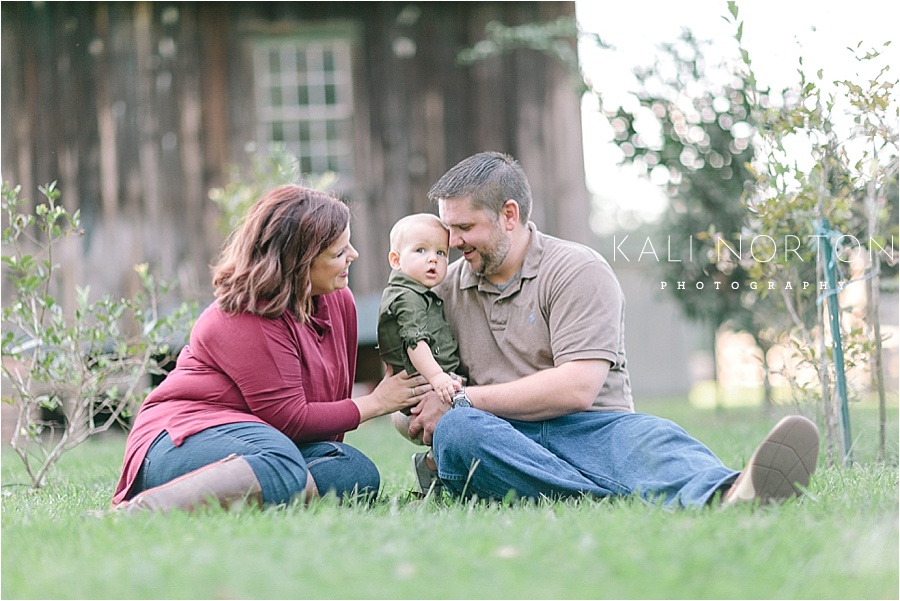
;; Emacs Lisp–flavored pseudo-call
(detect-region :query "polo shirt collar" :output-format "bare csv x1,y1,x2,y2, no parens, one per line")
458,221,543,291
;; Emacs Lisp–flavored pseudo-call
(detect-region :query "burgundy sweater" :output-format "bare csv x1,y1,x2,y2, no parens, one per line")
112,287,361,504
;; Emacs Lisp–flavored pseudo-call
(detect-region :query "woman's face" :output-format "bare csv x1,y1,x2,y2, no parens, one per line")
309,226,358,296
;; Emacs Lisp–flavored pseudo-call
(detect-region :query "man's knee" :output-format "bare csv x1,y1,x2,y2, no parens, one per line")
434,408,489,460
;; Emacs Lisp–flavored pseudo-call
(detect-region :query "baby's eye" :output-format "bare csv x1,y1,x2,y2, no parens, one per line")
437,250,447,257
415,247,426,254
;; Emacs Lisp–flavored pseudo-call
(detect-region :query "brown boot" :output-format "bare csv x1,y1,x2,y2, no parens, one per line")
116,454,263,514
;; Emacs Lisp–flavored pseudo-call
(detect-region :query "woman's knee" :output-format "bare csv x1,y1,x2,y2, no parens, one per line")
332,444,380,499
301,442,381,501
244,448,309,505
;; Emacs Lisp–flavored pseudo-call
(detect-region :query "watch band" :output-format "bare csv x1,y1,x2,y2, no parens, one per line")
451,388,472,409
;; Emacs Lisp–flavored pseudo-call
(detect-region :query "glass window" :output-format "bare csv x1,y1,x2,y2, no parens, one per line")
254,36,355,183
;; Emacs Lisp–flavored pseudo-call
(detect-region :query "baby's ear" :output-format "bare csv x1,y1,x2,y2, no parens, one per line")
388,250,402,270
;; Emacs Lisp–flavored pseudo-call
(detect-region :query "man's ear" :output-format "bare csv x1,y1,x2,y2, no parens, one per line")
388,250,402,270
501,199,520,231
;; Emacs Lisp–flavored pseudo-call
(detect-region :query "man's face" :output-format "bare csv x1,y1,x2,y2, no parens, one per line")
438,197,511,278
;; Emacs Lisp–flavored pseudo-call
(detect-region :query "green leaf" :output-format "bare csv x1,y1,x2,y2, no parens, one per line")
727,1,739,19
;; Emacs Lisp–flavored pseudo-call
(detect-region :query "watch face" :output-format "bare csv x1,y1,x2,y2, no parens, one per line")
452,393,472,408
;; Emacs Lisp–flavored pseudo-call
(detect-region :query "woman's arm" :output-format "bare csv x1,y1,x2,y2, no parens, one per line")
200,302,429,440
198,309,361,441
352,364,431,422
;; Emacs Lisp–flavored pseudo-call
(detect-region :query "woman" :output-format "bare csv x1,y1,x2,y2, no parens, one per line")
112,185,430,512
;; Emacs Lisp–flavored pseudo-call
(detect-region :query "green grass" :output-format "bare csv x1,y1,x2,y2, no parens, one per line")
2,399,898,600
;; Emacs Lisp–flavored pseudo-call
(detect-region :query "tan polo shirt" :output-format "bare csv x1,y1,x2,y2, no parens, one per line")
435,223,634,412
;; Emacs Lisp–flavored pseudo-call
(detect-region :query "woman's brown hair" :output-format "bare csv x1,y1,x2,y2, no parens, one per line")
212,184,350,321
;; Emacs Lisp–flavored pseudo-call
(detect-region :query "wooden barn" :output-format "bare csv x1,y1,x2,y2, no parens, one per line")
1,1,590,384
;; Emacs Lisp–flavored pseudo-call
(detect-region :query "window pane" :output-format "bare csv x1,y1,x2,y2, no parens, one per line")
268,50,280,73
271,122,284,142
295,49,306,72
270,86,282,107
255,37,354,184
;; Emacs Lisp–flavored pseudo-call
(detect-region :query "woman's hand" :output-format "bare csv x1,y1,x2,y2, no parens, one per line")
352,365,431,423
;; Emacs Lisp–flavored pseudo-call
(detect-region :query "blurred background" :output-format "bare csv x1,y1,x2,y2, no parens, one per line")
575,0,898,405
2,1,897,436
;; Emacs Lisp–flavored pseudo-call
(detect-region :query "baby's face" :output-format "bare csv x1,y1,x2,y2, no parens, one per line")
395,227,450,288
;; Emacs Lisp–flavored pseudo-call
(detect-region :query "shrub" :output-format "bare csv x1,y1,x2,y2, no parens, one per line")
1,181,196,488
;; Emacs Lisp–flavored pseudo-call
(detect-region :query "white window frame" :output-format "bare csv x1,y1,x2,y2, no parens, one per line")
253,33,355,183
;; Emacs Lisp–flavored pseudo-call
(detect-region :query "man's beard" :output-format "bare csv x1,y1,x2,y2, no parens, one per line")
472,223,511,278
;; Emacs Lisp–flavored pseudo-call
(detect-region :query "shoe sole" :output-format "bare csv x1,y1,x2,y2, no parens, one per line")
725,415,820,505
411,452,441,496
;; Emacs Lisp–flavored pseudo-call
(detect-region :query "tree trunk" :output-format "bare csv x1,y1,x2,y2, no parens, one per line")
758,337,774,416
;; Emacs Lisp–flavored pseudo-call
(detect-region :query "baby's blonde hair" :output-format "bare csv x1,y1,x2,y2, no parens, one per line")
389,213,448,252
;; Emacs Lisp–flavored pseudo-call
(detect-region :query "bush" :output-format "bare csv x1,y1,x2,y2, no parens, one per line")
1,181,196,488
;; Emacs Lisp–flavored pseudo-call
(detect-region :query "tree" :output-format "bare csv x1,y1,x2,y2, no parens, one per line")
593,30,790,408
727,1,898,464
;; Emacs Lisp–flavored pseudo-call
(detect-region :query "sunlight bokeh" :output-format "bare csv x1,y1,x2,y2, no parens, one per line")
576,0,898,233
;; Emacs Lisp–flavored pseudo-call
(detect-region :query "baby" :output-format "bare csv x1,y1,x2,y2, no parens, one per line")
376,213,462,495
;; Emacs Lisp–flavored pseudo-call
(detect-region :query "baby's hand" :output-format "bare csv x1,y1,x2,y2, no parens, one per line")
430,372,458,406
449,372,467,387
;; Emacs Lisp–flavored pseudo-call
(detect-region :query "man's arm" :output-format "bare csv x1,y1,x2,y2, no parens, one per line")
467,359,609,420
407,358,610,445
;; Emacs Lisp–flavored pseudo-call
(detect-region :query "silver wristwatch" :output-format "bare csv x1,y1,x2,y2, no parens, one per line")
451,387,473,409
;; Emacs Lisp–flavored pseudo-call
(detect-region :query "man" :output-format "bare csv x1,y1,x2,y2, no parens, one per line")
407,151,819,508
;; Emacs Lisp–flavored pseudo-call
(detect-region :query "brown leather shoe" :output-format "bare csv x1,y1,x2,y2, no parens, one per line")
723,415,820,506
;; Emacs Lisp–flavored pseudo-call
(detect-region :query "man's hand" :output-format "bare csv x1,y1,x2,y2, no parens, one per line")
407,390,448,446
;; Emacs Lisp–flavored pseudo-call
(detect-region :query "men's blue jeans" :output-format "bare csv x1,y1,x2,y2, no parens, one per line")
133,422,380,506
432,408,739,508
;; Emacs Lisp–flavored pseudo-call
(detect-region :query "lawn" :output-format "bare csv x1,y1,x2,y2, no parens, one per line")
1,398,897,600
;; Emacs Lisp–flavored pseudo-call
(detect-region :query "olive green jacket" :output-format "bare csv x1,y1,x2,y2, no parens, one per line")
376,270,460,377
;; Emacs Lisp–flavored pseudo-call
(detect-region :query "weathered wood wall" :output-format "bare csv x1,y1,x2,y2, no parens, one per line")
2,1,589,313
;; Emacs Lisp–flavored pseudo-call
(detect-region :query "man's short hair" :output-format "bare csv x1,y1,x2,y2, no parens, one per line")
427,151,532,223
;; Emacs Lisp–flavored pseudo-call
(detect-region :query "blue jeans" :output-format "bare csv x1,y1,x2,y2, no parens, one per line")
432,408,739,508
133,422,380,506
